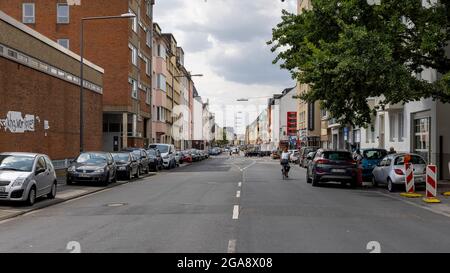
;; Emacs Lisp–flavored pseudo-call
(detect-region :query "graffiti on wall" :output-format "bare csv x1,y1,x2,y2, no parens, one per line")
0,111,40,133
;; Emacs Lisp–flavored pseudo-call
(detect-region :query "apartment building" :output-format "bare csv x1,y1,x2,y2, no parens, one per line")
0,0,155,151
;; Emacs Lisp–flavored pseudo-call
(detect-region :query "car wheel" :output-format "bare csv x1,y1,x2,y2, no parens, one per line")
372,176,378,188
312,175,319,187
26,186,36,206
135,168,140,179
387,178,396,192
47,182,57,199
102,174,110,186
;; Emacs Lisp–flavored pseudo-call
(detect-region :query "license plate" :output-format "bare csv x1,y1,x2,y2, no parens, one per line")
331,169,346,173
79,173,89,177
0,187,5,192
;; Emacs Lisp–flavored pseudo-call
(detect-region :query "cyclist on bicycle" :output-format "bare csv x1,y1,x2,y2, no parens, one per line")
280,147,291,178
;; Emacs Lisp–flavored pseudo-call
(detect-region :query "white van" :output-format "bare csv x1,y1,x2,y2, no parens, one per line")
148,144,177,169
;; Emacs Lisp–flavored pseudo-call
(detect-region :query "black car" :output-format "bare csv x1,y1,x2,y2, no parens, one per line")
306,149,358,188
67,152,117,186
122,148,151,175
112,152,140,180
146,148,163,171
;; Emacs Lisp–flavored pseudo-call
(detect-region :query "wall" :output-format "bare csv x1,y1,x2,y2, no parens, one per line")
0,57,103,160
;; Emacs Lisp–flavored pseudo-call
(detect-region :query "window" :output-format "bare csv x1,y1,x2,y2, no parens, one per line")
57,39,70,49
36,157,47,171
23,3,35,24
129,44,138,66
398,112,404,142
157,107,166,122
146,0,152,17
146,30,152,47
130,78,138,99
157,44,166,58
57,3,69,24
146,89,151,105
145,57,151,75
157,74,166,91
129,9,137,32
389,113,397,141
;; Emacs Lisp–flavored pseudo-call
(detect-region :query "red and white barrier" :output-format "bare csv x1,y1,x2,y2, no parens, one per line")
404,163,415,193
426,165,437,198
423,165,441,203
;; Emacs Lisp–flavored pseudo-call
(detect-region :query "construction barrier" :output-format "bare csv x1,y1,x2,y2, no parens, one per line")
400,161,422,198
423,165,440,203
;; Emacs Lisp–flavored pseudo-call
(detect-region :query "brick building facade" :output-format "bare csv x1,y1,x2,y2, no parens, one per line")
0,0,155,151
0,10,104,160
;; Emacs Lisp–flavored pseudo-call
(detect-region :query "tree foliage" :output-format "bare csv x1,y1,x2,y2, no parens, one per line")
269,0,450,126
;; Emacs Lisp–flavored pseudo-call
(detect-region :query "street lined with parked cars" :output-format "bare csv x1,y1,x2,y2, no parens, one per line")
0,145,214,208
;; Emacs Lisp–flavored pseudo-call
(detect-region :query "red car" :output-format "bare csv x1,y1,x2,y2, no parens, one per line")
181,151,193,163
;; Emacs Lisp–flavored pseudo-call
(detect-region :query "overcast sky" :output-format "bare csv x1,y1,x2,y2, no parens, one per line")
154,0,297,134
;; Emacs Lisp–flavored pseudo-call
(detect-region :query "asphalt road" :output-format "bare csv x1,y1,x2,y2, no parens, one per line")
0,155,450,253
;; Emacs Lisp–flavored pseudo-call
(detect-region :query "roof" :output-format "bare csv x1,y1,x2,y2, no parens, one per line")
0,10,104,73
0,152,40,157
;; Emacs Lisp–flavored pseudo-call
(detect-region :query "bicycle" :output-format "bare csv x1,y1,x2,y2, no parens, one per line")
280,160,290,180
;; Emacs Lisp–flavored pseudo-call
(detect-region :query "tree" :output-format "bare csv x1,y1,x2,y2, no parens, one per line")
269,0,450,126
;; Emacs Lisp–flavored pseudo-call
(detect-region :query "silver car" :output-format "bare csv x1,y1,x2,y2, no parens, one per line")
0,152,57,206
372,153,426,192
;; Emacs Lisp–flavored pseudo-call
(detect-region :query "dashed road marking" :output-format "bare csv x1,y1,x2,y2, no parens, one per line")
232,205,239,220
227,239,237,253
238,182,242,187
236,191,241,198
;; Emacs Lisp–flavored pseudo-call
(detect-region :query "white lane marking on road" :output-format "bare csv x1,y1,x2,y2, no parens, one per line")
241,160,256,171
236,191,241,198
227,239,237,253
232,205,239,220
238,182,242,187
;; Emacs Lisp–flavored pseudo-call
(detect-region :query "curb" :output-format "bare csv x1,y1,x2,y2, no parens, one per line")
0,180,129,222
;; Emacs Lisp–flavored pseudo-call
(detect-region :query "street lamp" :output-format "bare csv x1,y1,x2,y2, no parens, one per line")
79,12,136,153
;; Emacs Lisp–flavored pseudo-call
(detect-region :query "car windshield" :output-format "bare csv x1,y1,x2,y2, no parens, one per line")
323,152,352,161
395,155,426,165
112,153,129,162
0,155,35,172
131,150,141,157
150,145,169,153
76,153,107,164
147,150,156,156
363,150,387,160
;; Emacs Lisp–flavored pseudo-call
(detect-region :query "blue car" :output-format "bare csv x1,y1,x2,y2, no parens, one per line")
357,149,388,181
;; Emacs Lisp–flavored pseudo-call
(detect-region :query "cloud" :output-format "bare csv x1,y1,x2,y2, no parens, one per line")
153,0,297,127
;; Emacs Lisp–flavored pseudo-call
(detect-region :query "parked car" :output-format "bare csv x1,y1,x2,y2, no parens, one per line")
67,151,117,186
0,152,57,206
122,148,150,175
146,148,163,171
175,151,183,165
149,144,177,169
112,152,140,180
306,149,358,187
289,150,300,164
299,147,319,168
355,148,388,181
304,151,316,168
181,151,193,163
372,153,426,192
271,150,280,160
190,149,201,162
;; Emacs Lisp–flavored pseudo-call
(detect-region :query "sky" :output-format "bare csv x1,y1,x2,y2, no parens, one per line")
154,0,297,134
